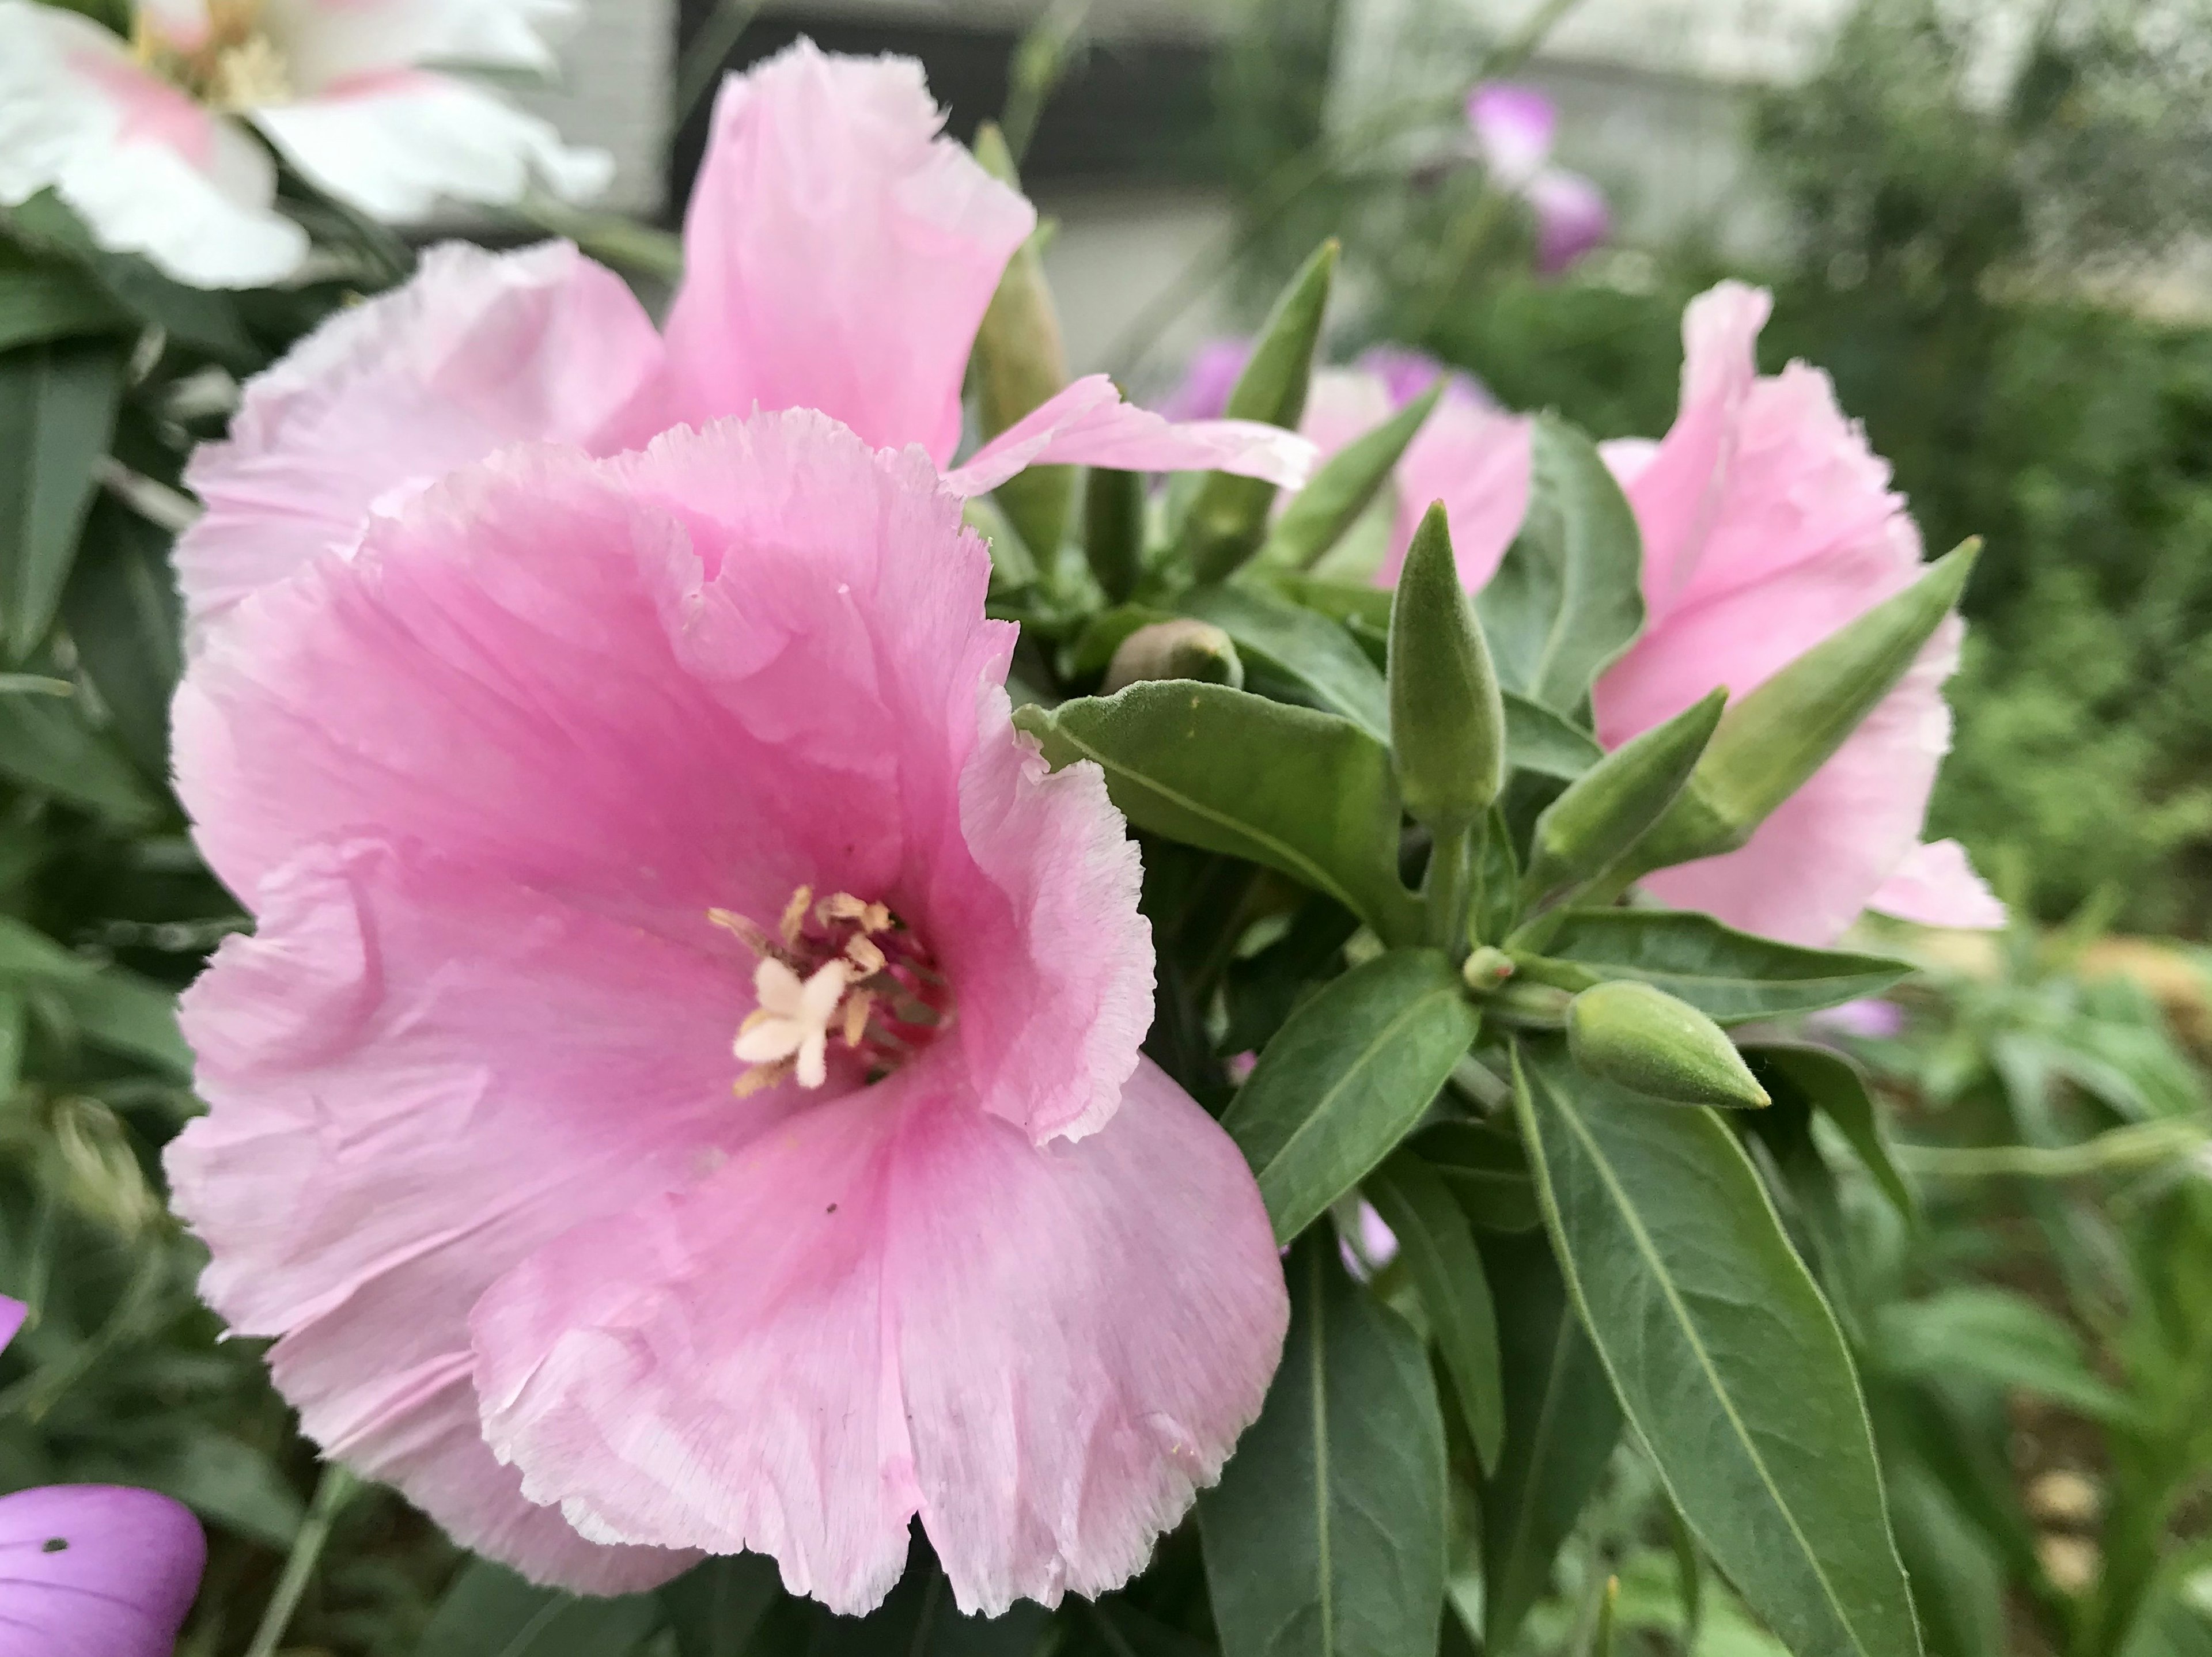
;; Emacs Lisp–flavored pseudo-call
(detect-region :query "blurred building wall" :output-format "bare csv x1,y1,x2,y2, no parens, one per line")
516,0,678,218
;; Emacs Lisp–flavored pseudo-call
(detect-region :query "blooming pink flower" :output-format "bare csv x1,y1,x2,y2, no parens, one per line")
1172,284,2001,945
168,410,1288,1607
0,0,610,287
175,42,1309,630
0,1298,207,1656
1465,82,1610,276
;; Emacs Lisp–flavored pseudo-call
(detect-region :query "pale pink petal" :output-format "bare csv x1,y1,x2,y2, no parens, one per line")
1299,367,1398,464
1355,345,1482,411
1384,393,1532,588
1527,168,1609,274
0,3,305,287
0,1296,22,1355
1467,82,1556,187
263,0,579,89
1868,839,2006,930
253,73,612,220
0,1486,204,1657
178,239,661,627
946,375,1316,498
1613,281,1772,609
628,41,1034,461
470,1058,1286,1617
136,0,213,51
1809,998,1906,1041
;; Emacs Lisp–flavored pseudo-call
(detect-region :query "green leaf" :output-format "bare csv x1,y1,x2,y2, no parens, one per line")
1222,949,1480,1242
1539,908,1910,1023
970,124,1073,560
1178,581,1389,736
1260,381,1442,571
61,491,180,779
0,340,126,659
1476,415,1644,718
1409,1118,1541,1233
62,965,192,1076
1887,1465,2008,1657
1619,543,1978,879
415,1560,662,1657
1200,1236,1447,1657
1082,467,1145,604
1181,241,1336,583
0,246,132,354
1368,1150,1505,1470
1476,1230,1622,1655
1388,503,1505,833
1503,691,1605,781
1874,1288,2133,1425
1744,1042,1916,1222
660,1554,783,1657
1513,1039,1922,1657
0,685,161,824
1014,684,1418,941
1524,690,1725,908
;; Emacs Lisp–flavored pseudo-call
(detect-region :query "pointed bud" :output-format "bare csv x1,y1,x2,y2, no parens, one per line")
1084,465,1145,604
1522,688,1725,910
970,122,1074,558
1461,945,1517,992
1618,542,1979,881
1263,380,1444,570
1181,240,1338,583
1389,502,1505,833
1103,619,1245,693
1566,981,1770,1109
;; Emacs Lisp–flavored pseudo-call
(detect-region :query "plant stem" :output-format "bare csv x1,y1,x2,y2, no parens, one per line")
1426,823,1474,954
244,1463,356,1657
673,0,764,132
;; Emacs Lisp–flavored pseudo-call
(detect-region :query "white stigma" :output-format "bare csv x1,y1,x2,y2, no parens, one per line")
733,958,851,1090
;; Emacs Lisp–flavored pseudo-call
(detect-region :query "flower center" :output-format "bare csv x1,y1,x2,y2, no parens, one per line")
134,1,294,111
710,886,953,1096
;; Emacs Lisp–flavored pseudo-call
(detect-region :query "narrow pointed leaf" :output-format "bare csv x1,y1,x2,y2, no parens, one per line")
1523,689,1724,908
1477,1230,1622,1655
1411,1119,1542,1233
1476,415,1643,718
0,685,160,824
1540,908,1910,1023
61,492,180,779
1181,241,1336,582
1620,543,1979,878
1083,466,1145,603
1502,691,1605,780
1513,1039,1922,1657
1015,684,1419,941
1200,1237,1448,1657
1368,1150,1505,1470
1744,1041,1916,1222
0,244,131,354
416,1561,661,1657
1261,380,1443,570
1222,948,1479,1242
0,339,126,659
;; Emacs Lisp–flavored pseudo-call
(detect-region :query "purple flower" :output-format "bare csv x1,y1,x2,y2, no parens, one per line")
1465,81,1612,275
0,1297,206,1657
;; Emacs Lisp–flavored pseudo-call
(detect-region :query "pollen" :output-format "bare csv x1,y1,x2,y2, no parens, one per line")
713,888,952,1095
135,0,296,111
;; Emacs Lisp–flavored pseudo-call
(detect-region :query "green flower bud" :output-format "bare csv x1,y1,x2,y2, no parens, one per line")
1103,619,1245,693
1084,466,1145,604
1262,380,1444,571
1180,240,1338,583
1389,502,1506,833
1618,542,1979,882
1462,945,1517,992
1566,980,1770,1109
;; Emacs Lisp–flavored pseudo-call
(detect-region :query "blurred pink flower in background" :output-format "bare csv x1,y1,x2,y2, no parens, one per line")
177,41,1310,627
1465,82,1611,275
166,41,1293,1617
0,0,612,287
0,1298,206,1656
1167,283,2005,946
1809,999,1910,1042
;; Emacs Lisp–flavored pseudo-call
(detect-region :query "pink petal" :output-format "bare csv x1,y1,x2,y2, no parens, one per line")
1466,82,1556,187
630,41,1034,462
1809,998,1906,1041
1158,337,1255,423
1867,839,2006,930
470,1057,1286,1617
1384,392,1532,588
0,1297,22,1356
1527,168,1609,275
946,375,1315,498
0,1485,204,1657
178,240,661,628
270,0,577,92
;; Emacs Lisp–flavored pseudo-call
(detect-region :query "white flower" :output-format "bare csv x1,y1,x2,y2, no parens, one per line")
0,0,613,288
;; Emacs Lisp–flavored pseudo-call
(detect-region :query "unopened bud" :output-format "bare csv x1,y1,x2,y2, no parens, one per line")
1389,502,1505,834
1103,619,1245,693
1462,946,1516,993
1566,981,1770,1109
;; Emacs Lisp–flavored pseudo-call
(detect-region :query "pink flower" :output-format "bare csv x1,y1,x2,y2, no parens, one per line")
166,409,1289,1612
1225,283,2001,945
0,1298,207,1656
0,0,610,287
175,41,1309,630
1465,82,1610,275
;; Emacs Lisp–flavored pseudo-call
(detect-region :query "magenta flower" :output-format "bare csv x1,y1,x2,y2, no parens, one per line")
1465,82,1610,275
175,42,1309,631
166,407,1289,1610
0,1298,207,1656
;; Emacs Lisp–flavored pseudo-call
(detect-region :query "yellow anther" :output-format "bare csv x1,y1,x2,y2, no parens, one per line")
842,990,873,1048
733,1060,792,1098
844,935,886,976
779,886,813,947
707,907,779,959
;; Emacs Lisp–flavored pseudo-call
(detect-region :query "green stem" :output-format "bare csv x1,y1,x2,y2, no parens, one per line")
243,1464,356,1657
1425,823,1475,955
673,0,764,131
1892,1118,2207,1180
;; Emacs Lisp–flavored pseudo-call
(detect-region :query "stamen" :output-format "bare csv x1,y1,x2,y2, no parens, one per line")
844,935,885,976
779,886,813,948
841,991,873,1048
